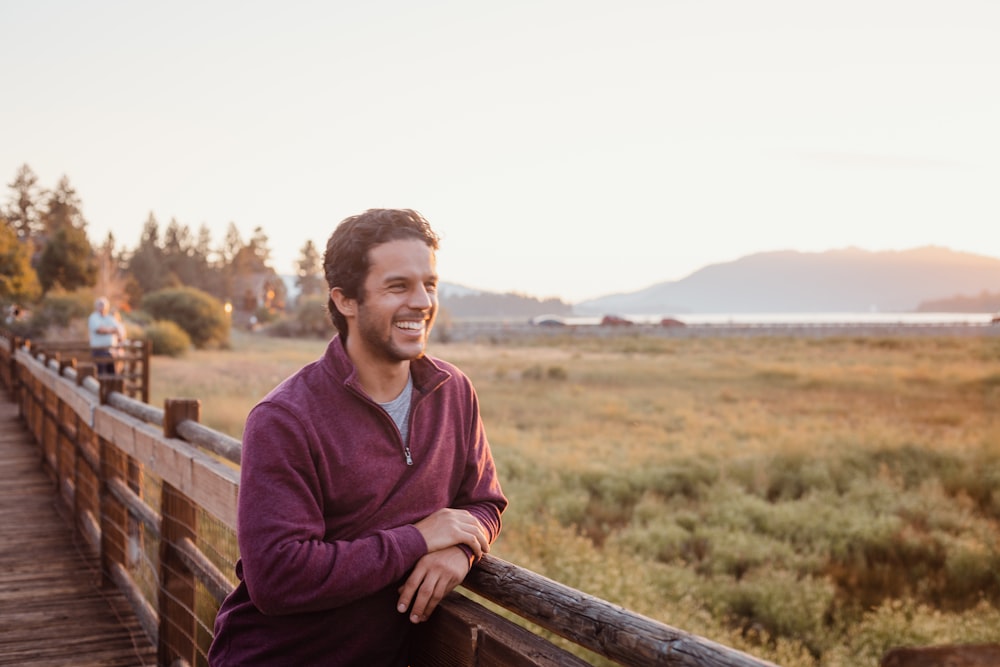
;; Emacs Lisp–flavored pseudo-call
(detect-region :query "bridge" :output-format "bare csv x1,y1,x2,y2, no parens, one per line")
0,386,157,666
0,333,778,667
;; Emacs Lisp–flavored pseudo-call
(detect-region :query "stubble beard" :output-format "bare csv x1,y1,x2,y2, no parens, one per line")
357,310,435,364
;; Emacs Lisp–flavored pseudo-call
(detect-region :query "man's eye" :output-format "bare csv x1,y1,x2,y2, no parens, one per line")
425,283,438,293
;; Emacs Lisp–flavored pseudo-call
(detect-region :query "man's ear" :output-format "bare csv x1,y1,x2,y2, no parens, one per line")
330,287,356,317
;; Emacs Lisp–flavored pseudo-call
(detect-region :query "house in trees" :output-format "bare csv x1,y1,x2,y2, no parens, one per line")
232,271,287,315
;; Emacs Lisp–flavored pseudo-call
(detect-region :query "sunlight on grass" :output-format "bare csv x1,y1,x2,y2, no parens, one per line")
149,331,1000,666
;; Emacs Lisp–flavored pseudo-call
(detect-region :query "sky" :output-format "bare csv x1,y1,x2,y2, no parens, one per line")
2,1,999,304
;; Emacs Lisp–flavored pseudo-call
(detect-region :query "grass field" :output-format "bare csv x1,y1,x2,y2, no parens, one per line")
150,330,1000,666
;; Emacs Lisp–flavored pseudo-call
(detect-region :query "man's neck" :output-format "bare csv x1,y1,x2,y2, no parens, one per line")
344,339,412,402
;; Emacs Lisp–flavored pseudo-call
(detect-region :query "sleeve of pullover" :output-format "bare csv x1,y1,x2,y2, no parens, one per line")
235,403,428,616
450,384,507,555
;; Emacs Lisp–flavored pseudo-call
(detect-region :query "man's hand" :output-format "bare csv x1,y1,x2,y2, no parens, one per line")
413,508,489,558
396,546,470,624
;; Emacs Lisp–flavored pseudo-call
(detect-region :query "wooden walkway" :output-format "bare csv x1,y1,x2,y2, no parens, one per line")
0,390,157,666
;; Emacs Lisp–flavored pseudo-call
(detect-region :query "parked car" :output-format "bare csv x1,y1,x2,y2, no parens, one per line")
601,314,634,326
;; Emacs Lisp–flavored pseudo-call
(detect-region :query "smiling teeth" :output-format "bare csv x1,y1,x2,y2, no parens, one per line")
396,321,423,330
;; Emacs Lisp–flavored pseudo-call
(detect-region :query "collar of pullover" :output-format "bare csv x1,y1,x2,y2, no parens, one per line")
324,335,451,399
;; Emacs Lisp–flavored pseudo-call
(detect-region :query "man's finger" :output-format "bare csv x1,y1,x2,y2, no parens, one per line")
408,571,445,623
396,566,425,616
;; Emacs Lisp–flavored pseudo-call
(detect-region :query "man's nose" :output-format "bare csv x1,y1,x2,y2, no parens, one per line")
410,285,433,309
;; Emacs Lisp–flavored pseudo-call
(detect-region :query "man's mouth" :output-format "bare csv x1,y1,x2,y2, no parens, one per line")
395,320,425,332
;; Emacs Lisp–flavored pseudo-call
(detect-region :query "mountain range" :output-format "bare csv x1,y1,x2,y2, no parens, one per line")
439,247,1000,317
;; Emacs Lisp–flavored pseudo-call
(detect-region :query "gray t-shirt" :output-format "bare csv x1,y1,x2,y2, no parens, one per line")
380,374,414,444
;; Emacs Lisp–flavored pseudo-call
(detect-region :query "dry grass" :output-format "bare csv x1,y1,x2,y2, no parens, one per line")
149,330,1000,666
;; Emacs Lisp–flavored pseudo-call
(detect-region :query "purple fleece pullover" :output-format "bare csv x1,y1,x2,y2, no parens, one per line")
208,337,507,666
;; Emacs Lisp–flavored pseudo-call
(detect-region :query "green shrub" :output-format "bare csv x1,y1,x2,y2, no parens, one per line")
521,364,544,380
714,570,838,657
520,364,569,381
292,294,334,338
30,288,92,331
140,287,230,349
830,598,1000,666
253,305,280,325
144,320,191,357
546,365,568,380
259,295,334,339
126,309,155,326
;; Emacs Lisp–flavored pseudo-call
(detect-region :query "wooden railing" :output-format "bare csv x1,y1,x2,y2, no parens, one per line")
20,337,151,403
0,333,777,667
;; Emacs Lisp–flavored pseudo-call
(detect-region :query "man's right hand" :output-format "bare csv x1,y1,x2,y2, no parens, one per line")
413,508,489,558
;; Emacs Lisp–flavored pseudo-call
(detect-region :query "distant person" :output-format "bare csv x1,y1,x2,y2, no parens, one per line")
208,208,507,666
88,297,123,376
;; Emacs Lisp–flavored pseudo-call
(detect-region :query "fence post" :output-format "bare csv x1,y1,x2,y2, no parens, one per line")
77,363,94,387
141,339,151,404
100,376,124,405
158,398,201,667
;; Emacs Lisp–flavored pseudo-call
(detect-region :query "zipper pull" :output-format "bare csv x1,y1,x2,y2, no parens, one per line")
404,446,413,466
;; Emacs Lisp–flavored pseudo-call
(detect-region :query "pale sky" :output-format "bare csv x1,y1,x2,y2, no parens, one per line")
2,1,998,303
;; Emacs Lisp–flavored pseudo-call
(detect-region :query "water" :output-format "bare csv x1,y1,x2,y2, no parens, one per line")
548,312,996,326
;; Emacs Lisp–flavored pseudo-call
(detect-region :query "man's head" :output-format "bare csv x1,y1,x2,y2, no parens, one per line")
94,297,110,315
324,209,440,339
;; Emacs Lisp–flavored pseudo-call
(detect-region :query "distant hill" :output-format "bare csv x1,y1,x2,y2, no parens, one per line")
574,247,1000,315
280,279,573,320
439,284,573,320
917,290,1000,313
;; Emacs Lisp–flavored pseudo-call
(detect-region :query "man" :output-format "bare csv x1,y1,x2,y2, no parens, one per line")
209,209,507,666
88,296,124,376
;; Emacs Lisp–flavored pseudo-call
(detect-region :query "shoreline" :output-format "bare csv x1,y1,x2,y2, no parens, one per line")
438,319,1000,342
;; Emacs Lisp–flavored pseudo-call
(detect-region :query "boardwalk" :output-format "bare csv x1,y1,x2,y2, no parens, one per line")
0,390,157,667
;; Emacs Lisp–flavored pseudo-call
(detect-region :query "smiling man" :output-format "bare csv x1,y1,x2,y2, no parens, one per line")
209,209,507,666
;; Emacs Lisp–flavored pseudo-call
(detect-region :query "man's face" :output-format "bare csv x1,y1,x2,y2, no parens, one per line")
351,238,438,363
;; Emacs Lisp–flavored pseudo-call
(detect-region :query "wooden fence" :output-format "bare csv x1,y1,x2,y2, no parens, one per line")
20,337,151,403
0,333,777,667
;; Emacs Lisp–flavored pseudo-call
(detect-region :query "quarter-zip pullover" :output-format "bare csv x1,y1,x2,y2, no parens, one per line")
209,336,506,666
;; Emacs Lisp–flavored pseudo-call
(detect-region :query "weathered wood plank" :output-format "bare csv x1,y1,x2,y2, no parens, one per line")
92,403,240,529
412,592,594,667
465,555,779,667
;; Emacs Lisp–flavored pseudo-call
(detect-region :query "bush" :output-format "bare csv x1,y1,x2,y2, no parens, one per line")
143,320,191,357
140,287,230,349
32,288,92,330
714,570,838,657
262,295,334,339
292,294,334,338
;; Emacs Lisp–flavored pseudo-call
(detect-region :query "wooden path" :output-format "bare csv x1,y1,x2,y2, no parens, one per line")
0,390,157,666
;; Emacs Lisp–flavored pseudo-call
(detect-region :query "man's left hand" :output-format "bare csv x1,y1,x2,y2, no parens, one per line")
396,546,470,624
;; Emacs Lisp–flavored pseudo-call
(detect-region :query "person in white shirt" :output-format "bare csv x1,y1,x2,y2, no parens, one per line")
88,296,123,376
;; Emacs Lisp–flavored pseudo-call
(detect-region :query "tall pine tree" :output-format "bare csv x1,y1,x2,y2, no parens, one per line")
35,175,96,292
295,239,325,298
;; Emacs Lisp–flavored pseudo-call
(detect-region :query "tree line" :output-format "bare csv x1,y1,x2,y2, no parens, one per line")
0,163,327,321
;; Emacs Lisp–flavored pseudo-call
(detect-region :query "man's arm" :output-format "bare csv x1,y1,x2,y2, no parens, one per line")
396,383,507,623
